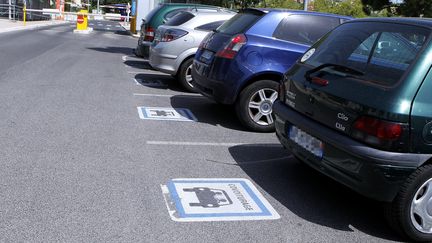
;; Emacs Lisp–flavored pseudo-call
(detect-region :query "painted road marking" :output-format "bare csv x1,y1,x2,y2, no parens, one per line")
133,93,202,98
137,107,197,122
106,28,111,30
161,178,280,222
146,141,284,147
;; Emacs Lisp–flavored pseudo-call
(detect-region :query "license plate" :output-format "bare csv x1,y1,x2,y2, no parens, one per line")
288,126,323,158
201,50,213,60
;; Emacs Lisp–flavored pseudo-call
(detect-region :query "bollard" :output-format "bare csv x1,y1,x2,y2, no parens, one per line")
76,9,88,30
74,9,92,34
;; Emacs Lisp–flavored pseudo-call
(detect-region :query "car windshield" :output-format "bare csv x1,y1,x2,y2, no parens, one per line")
303,21,430,86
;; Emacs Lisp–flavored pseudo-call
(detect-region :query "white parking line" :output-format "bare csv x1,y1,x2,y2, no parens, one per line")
147,141,247,146
133,93,203,98
106,28,111,30
146,141,285,147
107,24,112,27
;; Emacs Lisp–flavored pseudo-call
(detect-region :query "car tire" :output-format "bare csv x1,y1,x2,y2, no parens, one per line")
385,164,432,242
235,80,279,132
178,58,196,93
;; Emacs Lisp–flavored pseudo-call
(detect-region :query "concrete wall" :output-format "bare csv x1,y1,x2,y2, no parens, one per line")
135,0,159,32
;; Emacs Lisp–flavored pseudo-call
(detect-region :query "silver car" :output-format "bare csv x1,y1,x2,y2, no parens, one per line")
149,9,235,92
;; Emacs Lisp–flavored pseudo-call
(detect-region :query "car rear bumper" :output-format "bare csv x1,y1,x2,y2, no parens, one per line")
136,39,151,58
273,101,428,202
191,59,241,105
149,46,177,75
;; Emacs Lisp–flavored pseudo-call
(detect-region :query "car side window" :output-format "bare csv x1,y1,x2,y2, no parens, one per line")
195,21,225,31
371,32,419,66
273,15,341,45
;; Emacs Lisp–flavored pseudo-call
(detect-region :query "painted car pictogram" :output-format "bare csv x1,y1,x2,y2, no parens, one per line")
183,187,233,208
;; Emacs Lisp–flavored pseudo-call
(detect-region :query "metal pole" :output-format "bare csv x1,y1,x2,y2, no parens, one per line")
97,0,99,14
23,3,26,25
303,0,308,11
8,0,11,20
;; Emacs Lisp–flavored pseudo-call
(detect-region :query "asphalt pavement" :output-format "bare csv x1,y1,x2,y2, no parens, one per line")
0,20,404,242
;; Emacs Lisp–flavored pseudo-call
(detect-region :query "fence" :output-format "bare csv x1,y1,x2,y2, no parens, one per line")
0,3,50,21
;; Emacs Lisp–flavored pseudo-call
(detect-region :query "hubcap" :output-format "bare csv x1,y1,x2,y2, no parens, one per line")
185,64,193,88
247,88,278,126
410,178,432,234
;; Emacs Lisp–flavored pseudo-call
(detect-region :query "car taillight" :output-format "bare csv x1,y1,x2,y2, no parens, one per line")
215,34,247,59
144,27,155,42
351,116,405,149
353,116,402,140
160,29,188,42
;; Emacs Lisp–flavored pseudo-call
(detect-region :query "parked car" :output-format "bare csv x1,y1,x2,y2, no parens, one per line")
134,3,221,58
149,9,235,92
192,9,352,132
273,18,432,242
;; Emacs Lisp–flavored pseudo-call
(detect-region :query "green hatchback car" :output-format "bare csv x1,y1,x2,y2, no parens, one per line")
274,18,432,241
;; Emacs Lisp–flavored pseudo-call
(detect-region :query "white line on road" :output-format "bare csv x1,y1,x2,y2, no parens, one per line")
106,28,111,30
146,141,284,147
107,24,112,27
133,93,203,98
122,55,141,61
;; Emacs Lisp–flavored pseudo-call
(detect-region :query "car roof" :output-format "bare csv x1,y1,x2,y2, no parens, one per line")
159,3,216,7
184,8,236,16
244,8,353,19
346,17,432,29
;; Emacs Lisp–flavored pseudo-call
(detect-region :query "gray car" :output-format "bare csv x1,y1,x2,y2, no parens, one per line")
149,9,235,92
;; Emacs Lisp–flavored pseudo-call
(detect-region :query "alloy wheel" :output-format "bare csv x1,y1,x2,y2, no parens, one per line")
247,88,278,126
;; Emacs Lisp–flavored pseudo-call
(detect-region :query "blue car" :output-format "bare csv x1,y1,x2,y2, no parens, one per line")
192,9,352,132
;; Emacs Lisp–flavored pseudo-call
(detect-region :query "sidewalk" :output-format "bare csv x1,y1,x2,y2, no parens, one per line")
0,19,67,34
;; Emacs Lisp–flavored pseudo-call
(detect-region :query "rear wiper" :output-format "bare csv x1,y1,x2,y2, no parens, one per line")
305,63,364,81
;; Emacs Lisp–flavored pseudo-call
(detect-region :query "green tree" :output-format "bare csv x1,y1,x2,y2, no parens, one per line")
313,0,367,17
361,0,389,11
400,0,432,17
260,0,302,9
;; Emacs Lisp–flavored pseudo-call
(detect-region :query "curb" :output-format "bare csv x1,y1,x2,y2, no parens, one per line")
0,21,68,34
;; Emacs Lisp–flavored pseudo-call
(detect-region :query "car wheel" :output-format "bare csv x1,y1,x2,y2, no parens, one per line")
235,80,278,132
386,164,432,242
178,58,196,93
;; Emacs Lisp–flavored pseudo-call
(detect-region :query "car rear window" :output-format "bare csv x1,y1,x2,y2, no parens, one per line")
195,20,225,31
165,11,195,26
303,22,430,86
144,5,162,23
273,15,342,45
216,10,263,35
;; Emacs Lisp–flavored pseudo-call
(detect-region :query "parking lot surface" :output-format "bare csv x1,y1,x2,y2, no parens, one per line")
0,21,403,242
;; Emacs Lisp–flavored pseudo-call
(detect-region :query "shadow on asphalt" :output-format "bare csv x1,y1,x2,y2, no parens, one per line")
124,60,154,70
113,30,130,36
228,143,403,242
134,73,187,92
87,46,134,55
170,95,248,131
